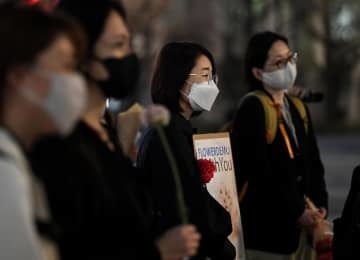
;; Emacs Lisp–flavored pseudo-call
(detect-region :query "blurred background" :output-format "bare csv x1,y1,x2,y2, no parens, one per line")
121,0,360,132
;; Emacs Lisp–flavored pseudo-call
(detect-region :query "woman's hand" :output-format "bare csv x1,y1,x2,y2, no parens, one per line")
156,224,201,260
298,208,322,228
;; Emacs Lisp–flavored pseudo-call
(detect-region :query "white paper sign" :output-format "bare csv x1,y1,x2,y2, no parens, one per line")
193,132,245,260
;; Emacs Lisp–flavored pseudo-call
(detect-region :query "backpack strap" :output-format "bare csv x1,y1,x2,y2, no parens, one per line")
287,96,309,134
237,91,308,204
242,91,309,144
244,90,278,144
237,91,277,204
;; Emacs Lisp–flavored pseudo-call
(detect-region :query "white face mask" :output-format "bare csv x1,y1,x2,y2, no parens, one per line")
187,80,219,111
262,62,297,90
20,71,87,135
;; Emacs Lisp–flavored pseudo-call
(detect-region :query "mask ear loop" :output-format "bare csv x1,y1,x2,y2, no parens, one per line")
179,81,193,109
179,90,187,97
24,67,53,94
17,68,50,108
179,79,195,97
83,56,109,84
185,79,194,86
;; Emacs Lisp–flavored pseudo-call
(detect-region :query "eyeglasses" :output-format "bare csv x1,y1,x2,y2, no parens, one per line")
188,72,219,84
267,52,298,69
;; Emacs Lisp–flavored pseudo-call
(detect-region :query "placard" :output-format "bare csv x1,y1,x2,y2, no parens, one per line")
193,132,245,260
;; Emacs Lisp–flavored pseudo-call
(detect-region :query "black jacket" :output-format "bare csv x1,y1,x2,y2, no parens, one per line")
137,113,235,260
231,91,328,254
30,121,160,260
333,165,360,259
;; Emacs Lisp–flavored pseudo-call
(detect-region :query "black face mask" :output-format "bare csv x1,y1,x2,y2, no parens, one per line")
96,54,140,99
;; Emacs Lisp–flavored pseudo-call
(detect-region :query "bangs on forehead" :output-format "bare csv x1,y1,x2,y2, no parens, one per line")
268,43,290,58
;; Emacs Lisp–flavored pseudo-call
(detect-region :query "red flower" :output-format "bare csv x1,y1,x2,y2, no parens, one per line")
197,159,216,184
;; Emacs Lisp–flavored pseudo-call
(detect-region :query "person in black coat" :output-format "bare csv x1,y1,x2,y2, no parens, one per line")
30,1,200,259
333,166,360,259
231,31,328,259
137,42,236,260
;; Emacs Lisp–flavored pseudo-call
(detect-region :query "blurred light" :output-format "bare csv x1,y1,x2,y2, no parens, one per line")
19,0,61,12
25,0,41,6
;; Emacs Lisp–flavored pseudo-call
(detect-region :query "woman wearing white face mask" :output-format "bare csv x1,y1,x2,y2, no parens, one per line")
137,42,236,260
0,4,87,260
231,31,328,260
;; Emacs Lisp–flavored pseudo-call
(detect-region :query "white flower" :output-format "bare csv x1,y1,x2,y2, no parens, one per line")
143,104,171,127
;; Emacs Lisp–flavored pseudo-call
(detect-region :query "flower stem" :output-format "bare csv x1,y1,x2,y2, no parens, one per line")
154,124,188,224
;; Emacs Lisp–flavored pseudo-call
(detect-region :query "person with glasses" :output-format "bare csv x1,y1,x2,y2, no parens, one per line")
189,72,219,85
231,31,328,260
137,42,236,260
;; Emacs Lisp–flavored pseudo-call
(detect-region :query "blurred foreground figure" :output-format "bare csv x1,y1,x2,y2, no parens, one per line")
0,4,87,259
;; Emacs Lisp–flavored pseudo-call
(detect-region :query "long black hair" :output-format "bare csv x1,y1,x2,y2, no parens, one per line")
151,42,216,113
59,0,127,52
244,31,288,91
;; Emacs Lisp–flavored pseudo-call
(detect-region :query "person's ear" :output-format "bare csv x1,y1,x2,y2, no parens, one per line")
252,67,263,82
7,65,49,99
181,80,192,96
86,59,109,81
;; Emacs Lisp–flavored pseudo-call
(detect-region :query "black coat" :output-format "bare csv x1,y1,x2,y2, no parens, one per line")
231,91,328,254
333,165,360,259
30,121,160,260
137,113,236,260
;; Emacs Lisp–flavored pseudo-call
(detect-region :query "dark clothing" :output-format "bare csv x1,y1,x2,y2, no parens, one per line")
231,90,328,254
137,113,235,260
30,121,160,260
333,166,360,260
